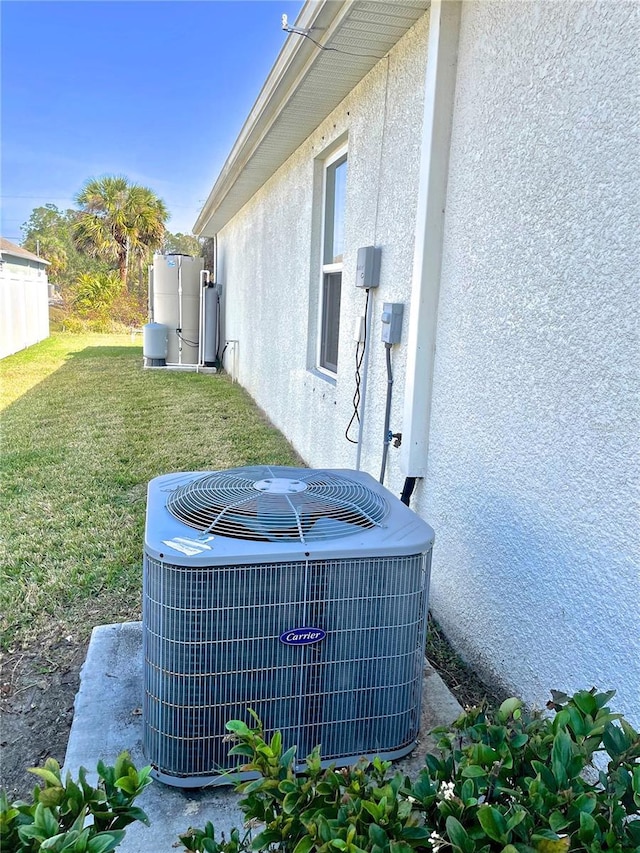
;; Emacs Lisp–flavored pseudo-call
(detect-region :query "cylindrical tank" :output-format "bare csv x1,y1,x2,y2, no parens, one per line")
143,323,168,366
152,255,204,364
203,284,219,366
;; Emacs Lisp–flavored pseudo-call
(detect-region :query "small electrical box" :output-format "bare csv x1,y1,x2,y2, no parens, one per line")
381,302,404,344
356,246,381,288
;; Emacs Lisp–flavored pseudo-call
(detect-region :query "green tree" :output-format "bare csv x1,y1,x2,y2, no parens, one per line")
22,205,71,283
28,233,69,281
72,176,168,288
21,203,66,238
163,231,202,256
21,204,108,291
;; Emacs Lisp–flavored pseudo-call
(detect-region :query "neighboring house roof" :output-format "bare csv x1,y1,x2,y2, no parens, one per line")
194,0,430,237
0,237,51,265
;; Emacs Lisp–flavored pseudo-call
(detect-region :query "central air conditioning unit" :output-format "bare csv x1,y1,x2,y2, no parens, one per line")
142,466,434,787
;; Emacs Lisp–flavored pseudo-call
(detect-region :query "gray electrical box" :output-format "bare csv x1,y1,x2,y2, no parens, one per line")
381,302,404,344
356,246,381,288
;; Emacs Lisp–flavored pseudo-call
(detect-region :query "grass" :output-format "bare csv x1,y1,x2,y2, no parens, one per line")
0,333,502,710
0,334,301,649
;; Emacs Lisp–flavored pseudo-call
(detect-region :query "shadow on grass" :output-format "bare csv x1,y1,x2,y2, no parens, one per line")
0,335,142,410
1,342,301,650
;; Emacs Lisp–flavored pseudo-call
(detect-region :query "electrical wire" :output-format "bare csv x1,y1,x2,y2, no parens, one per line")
284,27,385,60
345,341,364,444
345,288,369,443
373,55,390,244
400,477,417,507
176,331,198,348
379,342,394,484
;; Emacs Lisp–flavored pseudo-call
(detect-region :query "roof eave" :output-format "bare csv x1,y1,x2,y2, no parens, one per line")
0,248,51,266
195,1,431,237
194,1,350,236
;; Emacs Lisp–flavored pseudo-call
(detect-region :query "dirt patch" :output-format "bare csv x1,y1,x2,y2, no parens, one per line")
1,638,86,799
426,616,508,709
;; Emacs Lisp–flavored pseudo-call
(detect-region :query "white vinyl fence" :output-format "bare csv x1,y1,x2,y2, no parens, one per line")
0,263,50,359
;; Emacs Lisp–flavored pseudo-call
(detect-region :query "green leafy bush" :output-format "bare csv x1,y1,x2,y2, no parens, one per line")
109,289,146,328
0,752,151,852
50,308,143,334
71,272,124,317
179,691,640,853
410,689,639,853
60,314,85,334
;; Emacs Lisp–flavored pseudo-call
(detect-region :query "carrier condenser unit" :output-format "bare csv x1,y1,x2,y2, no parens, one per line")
142,465,434,787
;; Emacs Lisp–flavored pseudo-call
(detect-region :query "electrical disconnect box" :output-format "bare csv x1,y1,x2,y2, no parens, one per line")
356,246,381,288
381,302,404,344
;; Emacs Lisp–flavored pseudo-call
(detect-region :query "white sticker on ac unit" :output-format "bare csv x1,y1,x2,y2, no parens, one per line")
162,537,214,556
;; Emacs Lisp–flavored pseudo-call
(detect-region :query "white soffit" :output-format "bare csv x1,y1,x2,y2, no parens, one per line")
194,0,430,236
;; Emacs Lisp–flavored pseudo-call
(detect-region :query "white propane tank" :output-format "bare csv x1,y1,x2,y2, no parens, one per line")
143,322,168,366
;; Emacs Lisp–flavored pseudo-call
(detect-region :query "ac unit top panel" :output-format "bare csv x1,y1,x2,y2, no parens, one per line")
145,467,434,566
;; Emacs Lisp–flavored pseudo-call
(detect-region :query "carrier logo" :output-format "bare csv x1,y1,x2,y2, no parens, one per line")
279,627,326,646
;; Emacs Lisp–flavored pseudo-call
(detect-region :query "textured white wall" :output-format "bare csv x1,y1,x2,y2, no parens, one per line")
217,13,429,490
0,259,49,359
417,0,640,723
215,0,639,724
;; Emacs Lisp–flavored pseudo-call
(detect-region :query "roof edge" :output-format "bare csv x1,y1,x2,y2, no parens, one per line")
0,238,51,265
193,0,353,236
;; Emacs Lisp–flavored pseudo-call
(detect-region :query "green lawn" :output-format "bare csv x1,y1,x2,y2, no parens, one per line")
0,334,300,649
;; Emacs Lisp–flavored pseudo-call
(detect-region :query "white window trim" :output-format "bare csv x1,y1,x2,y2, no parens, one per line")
316,143,348,378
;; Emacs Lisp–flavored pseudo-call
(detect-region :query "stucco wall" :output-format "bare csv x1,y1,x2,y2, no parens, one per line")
417,0,640,723
217,12,430,491
214,0,639,724
0,256,49,359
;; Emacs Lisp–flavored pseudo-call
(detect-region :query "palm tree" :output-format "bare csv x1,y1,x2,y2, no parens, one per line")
72,176,168,288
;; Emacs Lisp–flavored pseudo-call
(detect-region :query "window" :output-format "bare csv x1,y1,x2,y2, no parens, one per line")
318,149,347,375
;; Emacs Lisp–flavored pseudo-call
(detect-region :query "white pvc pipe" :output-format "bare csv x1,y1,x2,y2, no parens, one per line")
355,288,375,471
400,0,461,478
177,257,183,366
148,265,154,321
225,339,239,383
146,363,202,372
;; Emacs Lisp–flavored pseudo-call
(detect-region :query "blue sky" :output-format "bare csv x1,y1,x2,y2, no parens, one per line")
1,0,303,242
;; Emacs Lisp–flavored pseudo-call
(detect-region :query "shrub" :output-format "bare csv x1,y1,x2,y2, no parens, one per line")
410,690,639,853
85,316,113,333
71,272,123,317
60,315,86,334
49,269,146,332
109,290,146,328
49,306,70,332
179,691,640,853
0,752,151,853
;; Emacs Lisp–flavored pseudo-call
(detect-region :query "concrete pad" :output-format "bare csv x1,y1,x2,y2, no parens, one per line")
65,622,462,853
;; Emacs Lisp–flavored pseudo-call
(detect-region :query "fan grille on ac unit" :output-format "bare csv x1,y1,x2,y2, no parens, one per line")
166,466,388,542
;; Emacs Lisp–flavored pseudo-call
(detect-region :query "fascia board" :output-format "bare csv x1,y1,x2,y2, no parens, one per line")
0,249,51,266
